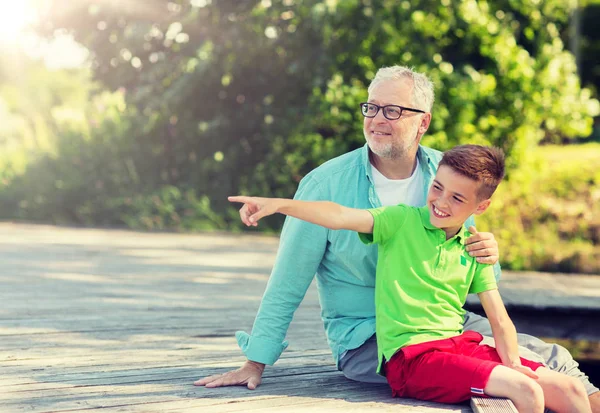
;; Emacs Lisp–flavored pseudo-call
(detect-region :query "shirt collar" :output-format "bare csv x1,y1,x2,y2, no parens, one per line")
416,145,435,172
418,205,436,229
361,143,374,183
418,206,468,245
453,225,469,245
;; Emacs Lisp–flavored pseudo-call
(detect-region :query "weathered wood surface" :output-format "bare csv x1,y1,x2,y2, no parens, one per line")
0,223,470,412
2,223,599,412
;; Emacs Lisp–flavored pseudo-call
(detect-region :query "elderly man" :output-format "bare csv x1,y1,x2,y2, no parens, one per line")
196,65,599,409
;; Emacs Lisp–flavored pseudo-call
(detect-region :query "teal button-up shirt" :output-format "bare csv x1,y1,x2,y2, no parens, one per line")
235,143,501,366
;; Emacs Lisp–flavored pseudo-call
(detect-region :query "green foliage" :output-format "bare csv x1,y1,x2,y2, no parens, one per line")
106,186,228,231
310,0,599,160
0,72,229,230
36,0,332,221
477,143,600,274
0,88,132,224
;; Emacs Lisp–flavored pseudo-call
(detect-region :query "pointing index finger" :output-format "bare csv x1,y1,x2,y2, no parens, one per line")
228,195,251,204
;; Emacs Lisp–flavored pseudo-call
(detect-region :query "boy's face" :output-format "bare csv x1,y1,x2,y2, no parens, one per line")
426,165,491,237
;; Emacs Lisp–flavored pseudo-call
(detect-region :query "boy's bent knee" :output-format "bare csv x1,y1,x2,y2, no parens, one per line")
485,366,544,412
514,379,544,411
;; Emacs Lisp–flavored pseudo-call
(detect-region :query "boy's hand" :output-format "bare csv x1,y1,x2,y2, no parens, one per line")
194,360,265,390
510,364,539,380
229,196,280,226
465,226,499,265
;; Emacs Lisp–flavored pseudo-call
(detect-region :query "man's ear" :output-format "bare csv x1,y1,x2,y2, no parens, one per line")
474,198,491,216
419,113,432,135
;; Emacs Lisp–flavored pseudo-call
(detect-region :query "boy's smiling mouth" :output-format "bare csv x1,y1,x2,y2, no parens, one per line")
431,204,450,218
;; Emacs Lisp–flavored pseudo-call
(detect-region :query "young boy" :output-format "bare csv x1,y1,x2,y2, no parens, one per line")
228,145,591,412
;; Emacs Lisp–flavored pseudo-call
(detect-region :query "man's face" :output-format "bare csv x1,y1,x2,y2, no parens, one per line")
426,165,491,236
363,79,429,160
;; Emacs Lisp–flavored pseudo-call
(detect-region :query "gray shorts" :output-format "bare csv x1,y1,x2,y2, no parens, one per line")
338,311,599,396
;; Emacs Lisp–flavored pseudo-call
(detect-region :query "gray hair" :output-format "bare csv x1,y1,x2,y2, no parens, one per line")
368,66,435,112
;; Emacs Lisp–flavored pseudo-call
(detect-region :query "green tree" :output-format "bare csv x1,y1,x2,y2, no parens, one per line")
19,0,598,230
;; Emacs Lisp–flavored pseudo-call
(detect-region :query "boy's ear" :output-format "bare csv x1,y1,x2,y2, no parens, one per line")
473,198,491,216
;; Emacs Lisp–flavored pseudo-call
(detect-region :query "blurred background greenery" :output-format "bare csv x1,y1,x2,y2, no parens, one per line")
0,0,599,273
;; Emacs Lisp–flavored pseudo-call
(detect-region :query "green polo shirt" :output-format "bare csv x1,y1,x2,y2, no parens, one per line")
359,204,497,374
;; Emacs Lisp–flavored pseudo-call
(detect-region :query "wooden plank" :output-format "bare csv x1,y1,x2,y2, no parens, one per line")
470,397,517,413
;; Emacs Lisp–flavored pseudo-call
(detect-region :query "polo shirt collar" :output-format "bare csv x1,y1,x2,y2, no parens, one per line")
453,225,469,245
419,206,437,230
418,206,468,245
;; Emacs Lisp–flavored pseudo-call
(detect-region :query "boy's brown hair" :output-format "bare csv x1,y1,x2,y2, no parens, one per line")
439,144,505,200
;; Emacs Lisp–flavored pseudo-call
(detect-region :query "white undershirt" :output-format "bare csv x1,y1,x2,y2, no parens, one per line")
371,158,426,207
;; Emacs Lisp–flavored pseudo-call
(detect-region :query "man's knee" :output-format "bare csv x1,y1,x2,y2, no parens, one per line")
338,338,388,384
340,364,388,384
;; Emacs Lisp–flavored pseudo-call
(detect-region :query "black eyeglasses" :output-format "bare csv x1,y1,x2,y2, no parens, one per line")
359,102,425,120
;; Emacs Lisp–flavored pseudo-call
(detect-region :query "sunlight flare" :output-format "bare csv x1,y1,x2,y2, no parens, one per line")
0,0,36,40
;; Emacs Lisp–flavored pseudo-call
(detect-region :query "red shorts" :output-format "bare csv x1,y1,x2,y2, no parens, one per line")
384,330,544,404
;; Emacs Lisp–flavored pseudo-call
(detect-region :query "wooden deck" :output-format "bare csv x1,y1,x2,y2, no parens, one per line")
0,223,470,412
2,223,599,412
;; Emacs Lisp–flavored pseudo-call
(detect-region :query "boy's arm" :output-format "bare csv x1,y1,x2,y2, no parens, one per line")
478,289,538,379
228,196,374,233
